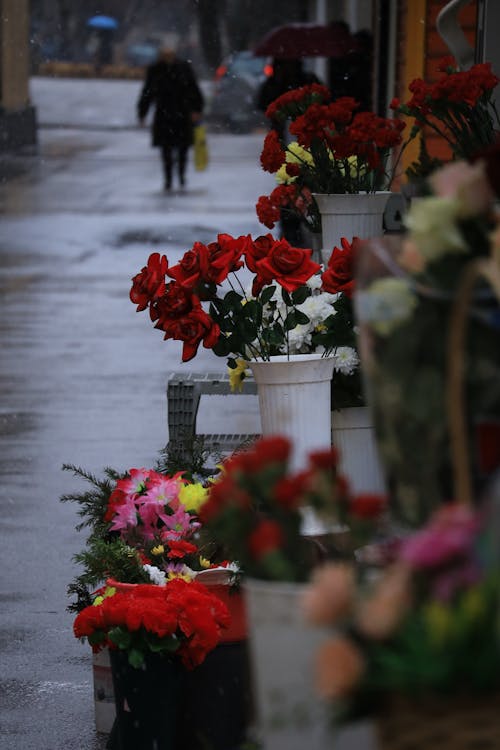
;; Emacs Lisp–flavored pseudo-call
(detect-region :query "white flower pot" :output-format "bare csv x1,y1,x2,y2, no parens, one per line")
331,406,387,493
314,192,390,265
248,353,335,472
244,578,332,750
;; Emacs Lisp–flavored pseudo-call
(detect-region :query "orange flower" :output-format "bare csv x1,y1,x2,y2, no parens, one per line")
315,636,365,700
355,562,412,640
301,563,355,626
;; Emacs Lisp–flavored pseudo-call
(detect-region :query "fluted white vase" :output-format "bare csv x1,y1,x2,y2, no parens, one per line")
314,192,390,264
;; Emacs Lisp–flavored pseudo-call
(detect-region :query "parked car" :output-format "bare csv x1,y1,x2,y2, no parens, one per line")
208,50,273,133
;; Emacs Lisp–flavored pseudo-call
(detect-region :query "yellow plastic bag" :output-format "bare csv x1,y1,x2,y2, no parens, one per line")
193,124,209,171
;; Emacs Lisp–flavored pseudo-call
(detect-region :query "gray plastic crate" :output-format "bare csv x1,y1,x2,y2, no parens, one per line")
166,371,259,459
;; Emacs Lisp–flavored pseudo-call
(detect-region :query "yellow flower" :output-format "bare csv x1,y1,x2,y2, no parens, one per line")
93,585,116,606
167,571,194,583
276,142,314,184
151,545,164,556
179,483,208,512
423,601,453,647
228,359,249,393
199,556,211,569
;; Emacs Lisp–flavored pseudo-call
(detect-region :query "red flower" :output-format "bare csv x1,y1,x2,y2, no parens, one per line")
260,129,286,173
167,539,198,559
205,233,246,284
152,282,197,327
349,494,387,520
256,195,281,229
159,305,220,362
130,253,168,311
322,238,356,297
167,242,210,289
308,447,340,470
244,233,275,273
255,239,321,293
248,519,285,560
274,470,312,509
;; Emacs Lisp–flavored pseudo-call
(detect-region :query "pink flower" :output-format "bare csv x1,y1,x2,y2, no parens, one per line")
355,562,412,640
315,636,365,700
400,503,481,570
429,160,495,218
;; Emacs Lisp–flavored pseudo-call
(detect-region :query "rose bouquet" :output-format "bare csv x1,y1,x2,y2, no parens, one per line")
198,435,387,583
302,501,500,735
130,232,363,406
391,57,500,171
74,577,230,668
355,155,500,525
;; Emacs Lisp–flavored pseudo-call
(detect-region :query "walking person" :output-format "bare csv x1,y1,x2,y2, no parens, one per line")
137,37,204,191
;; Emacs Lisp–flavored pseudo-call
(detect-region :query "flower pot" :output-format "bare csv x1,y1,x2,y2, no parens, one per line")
108,650,181,750
314,192,390,264
92,648,116,734
248,353,335,472
332,406,387,494
243,577,332,750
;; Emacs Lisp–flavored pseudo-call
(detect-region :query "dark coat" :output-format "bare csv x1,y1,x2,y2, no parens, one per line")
137,59,204,149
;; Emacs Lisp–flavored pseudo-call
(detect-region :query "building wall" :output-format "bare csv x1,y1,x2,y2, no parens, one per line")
0,0,37,150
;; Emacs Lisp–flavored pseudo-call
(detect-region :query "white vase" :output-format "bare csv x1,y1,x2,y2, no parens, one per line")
331,406,386,494
314,192,390,265
244,578,332,750
248,353,335,472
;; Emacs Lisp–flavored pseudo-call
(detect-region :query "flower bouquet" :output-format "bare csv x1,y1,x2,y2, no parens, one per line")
391,57,500,181
355,154,500,526
130,232,363,408
302,500,500,748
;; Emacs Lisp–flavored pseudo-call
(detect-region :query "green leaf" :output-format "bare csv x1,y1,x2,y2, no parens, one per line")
260,286,276,304
284,311,296,330
108,627,132,650
281,289,292,306
294,310,310,325
212,338,231,357
292,286,310,305
224,290,243,306
128,648,144,668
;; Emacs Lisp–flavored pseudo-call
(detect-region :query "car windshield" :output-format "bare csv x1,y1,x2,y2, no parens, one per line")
230,53,268,76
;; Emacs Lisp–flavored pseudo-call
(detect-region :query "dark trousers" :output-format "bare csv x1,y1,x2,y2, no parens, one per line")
161,144,188,188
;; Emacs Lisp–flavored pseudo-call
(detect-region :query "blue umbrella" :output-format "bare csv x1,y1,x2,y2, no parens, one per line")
87,15,118,30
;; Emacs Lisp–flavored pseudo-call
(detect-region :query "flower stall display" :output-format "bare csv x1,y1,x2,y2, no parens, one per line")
74,579,230,750
63,462,251,750
391,57,500,177
256,83,407,260
302,500,500,749
355,155,500,526
130,232,363,469
199,434,387,750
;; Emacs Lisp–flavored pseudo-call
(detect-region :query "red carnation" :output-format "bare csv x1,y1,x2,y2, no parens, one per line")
248,520,285,560
260,129,286,173
167,539,198,559
349,493,387,520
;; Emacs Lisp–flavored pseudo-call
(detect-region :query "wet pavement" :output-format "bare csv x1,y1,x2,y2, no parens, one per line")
0,77,375,750
0,76,269,750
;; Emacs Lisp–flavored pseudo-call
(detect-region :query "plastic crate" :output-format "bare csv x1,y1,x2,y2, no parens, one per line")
166,371,259,459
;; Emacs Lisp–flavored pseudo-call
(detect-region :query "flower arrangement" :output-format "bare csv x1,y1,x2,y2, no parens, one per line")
355,154,500,525
198,435,386,583
73,577,230,668
130,232,363,406
391,57,499,169
302,501,500,724
255,83,406,233
61,462,235,612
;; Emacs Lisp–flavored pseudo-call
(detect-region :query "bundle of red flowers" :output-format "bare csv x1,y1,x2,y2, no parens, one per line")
73,578,230,668
257,82,406,205
391,57,500,162
199,435,386,582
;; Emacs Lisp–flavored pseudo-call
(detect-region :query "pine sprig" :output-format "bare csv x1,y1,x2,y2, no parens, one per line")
61,463,124,537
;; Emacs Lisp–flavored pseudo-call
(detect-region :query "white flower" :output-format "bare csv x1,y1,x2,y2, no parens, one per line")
306,274,323,291
143,564,166,586
357,278,417,336
404,196,468,261
333,346,360,375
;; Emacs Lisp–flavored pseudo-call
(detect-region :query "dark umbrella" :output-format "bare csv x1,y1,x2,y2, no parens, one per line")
253,23,351,59
87,15,119,30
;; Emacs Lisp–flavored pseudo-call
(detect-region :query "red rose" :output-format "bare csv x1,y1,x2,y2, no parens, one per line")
322,237,356,297
130,252,168,311
152,282,197,327
255,239,321,293
167,242,210,289
206,233,246,284
160,306,220,362
349,494,386,519
244,233,275,273
248,520,285,560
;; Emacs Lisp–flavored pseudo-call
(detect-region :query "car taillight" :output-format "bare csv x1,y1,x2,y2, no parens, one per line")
263,63,273,77
215,64,228,80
